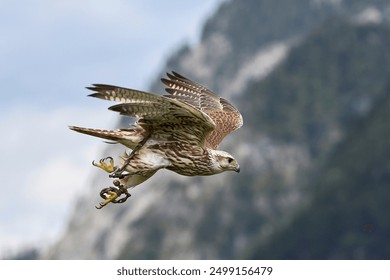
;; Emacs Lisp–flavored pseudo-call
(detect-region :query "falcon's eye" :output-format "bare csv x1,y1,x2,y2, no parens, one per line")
228,157,234,164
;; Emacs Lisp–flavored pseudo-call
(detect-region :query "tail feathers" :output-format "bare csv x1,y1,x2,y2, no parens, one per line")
69,126,143,149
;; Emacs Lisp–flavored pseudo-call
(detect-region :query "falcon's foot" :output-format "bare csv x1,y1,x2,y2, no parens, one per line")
96,180,131,209
108,158,131,179
92,157,115,173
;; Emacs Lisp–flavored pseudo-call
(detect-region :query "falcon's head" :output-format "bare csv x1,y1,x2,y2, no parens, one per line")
209,150,240,174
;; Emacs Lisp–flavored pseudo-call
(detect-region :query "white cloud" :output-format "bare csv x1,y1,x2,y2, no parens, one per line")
27,156,88,204
0,0,225,105
0,105,115,257
32,0,142,26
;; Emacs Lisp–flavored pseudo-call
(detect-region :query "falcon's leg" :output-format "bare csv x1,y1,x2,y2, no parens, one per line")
110,129,152,178
95,180,131,209
92,157,116,173
109,156,132,178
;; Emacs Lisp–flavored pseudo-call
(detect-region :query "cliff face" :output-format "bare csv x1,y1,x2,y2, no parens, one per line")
45,0,390,259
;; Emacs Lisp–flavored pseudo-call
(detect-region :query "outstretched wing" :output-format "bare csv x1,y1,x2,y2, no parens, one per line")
86,84,215,147
161,72,243,149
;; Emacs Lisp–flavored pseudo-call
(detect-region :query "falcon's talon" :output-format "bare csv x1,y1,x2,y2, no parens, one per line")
95,180,131,209
92,156,115,173
95,190,118,209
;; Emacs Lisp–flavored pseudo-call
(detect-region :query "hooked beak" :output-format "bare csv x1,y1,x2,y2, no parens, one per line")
235,165,240,173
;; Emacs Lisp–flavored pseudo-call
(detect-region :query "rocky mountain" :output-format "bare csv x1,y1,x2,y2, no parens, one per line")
44,0,390,259
249,90,390,259
244,21,390,259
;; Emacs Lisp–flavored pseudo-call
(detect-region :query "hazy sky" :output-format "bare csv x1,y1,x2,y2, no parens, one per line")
0,0,224,257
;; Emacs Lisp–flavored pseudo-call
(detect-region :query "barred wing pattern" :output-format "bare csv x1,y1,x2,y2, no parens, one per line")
87,84,215,147
161,72,243,149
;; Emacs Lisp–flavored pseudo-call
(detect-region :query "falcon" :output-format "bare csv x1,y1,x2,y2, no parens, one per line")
69,72,243,209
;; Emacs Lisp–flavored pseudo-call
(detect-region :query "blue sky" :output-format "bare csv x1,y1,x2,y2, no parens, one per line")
0,0,224,257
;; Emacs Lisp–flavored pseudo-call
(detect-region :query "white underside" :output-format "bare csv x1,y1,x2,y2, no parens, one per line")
119,149,170,189
120,171,158,189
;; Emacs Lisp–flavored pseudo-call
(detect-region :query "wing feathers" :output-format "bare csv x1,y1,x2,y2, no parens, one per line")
79,72,242,149
108,103,168,118
162,72,243,148
84,82,215,147
87,84,162,104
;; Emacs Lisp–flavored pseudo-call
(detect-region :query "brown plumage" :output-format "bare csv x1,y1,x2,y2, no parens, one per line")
69,72,243,208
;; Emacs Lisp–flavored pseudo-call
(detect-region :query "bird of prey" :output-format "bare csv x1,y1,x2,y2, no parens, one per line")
69,71,243,209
